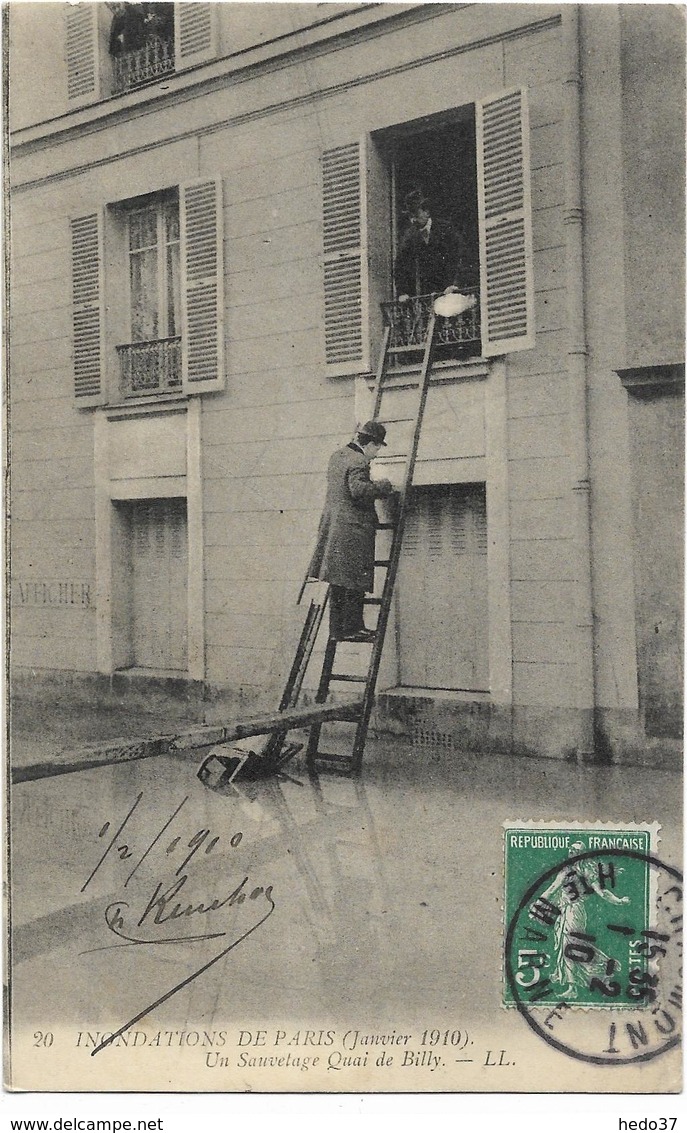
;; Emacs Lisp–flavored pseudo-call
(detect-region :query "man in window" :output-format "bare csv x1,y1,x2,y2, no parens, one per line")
396,188,475,302
108,3,147,57
308,422,395,643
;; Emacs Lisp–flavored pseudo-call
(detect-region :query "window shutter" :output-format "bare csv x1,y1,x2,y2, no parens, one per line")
322,140,369,376
174,3,217,70
476,88,535,356
65,3,99,105
70,212,104,406
180,179,224,394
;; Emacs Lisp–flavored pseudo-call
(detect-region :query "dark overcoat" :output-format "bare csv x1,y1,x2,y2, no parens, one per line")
396,217,475,297
308,443,394,591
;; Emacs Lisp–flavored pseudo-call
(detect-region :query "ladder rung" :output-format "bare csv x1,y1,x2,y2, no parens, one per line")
311,753,355,774
302,314,438,779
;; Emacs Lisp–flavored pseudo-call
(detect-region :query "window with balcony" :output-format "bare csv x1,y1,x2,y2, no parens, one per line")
108,3,175,94
65,2,217,106
70,181,224,407
383,115,482,364
118,193,182,397
321,89,535,376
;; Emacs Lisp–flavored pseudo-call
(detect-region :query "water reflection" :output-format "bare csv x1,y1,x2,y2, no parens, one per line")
10,741,681,1031
199,768,391,1003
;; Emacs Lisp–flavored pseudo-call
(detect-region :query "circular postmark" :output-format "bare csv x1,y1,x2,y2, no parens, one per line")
505,848,682,1065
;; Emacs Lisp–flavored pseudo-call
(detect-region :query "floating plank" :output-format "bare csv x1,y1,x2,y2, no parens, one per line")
173,700,364,750
12,700,364,784
12,736,175,785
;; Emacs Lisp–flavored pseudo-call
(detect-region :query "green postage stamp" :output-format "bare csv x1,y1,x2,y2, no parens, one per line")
504,822,661,1009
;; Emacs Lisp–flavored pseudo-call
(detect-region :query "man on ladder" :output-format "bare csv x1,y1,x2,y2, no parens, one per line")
307,420,396,644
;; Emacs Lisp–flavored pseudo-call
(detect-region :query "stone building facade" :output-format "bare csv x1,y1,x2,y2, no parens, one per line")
9,3,684,765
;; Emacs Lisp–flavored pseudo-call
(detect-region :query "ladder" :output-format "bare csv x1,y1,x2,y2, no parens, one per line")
197,311,439,787
304,311,439,776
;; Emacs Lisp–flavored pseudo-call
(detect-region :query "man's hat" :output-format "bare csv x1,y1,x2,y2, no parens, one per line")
403,187,428,216
358,420,387,446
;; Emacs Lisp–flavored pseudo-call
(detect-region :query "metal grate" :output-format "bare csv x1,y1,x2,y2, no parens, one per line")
381,290,480,354
411,720,459,750
112,35,175,94
117,337,182,397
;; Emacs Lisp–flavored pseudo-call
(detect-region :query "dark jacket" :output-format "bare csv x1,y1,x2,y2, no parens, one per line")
308,443,394,591
396,217,474,297
109,5,147,56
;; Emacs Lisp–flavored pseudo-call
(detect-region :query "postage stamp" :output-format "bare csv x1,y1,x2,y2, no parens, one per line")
504,822,659,1008
503,822,683,1066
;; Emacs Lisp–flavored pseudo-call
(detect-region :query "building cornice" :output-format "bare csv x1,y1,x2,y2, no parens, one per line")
617,363,685,398
10,9,561,194
10,4,451,153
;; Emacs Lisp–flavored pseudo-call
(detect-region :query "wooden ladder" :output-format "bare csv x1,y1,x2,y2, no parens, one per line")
305,312,439,775
198,313,439,785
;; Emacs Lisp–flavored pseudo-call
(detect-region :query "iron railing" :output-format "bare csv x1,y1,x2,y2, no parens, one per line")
117,337,182,398
112,35,175,93
381,288,481,357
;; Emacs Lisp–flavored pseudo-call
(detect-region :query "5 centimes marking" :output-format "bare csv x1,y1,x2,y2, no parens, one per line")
505,847,682,1066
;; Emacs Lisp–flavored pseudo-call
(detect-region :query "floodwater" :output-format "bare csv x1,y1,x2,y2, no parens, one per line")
7,725,682,1090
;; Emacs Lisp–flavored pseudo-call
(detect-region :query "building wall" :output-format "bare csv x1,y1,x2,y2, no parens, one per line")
9,4,684,765
627,386,684,741
8,3,390,132
620,4,685,369
10,191,97,671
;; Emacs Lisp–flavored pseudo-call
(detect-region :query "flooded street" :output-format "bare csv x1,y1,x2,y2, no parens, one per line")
8,714,681,1090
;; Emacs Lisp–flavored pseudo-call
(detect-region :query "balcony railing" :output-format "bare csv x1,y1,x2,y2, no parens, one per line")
381,288,481,359
117,337,182,398
112,35,175,94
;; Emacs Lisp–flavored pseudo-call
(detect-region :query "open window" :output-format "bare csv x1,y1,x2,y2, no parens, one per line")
391,111,480,296
66,2,217,104
70,179,224,406
384,108,481,363
321,89,534,374
108,3,175,95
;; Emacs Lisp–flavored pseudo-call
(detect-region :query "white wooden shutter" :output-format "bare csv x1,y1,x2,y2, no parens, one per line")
398,486,489,691
65,3,99,105
476,88,535,356
70,212,104,406
174,3,217,70
180,179,224,394
322,140,369,376
131,499,188,671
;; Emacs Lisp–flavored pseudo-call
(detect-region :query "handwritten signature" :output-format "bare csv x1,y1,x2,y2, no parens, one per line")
82,791,275,1056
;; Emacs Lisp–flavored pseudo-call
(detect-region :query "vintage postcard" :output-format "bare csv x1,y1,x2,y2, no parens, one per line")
5,0,683,1098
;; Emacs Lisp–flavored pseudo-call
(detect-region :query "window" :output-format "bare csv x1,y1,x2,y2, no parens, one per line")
70,180,224,406
66,2,217,105
109,3,175,95
384,113,482,363
118,193,182,396
391,116,480,295
321,89,535,375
